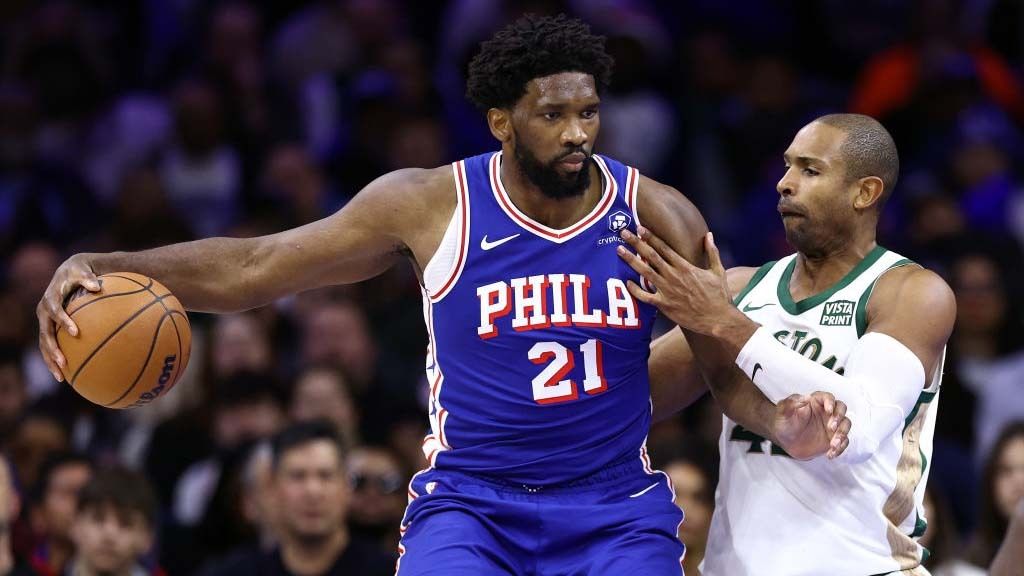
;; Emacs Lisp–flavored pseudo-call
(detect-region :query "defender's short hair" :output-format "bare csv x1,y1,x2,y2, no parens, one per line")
815,113,900,204
465,14,614,111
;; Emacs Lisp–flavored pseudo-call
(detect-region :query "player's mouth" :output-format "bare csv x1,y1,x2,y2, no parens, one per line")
777,204,806,218
558,152,587,171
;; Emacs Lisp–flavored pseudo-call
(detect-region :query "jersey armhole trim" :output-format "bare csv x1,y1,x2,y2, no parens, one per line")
854,258,918,337
427,160,470,302
733,260,777,306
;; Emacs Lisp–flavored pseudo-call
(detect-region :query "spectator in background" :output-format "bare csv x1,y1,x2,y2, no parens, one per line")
67,466,160,576
88,166,193,253
166,371,285,573
238,442,279,550
0,457,31,576
260,144,341,229
26,453,92,576
199,421,393,576
6,415,67,496
289,365,359,452
8,244,60,401
949,250,1024,460
653,442,718,576
967,421,1024,569
922,486,984,576
0,348,27,445
345,446,406,554
208,312,275,382
159,78,241,238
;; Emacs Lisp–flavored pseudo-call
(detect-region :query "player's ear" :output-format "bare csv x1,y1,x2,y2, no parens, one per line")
487,108,512,143
853,176,884,211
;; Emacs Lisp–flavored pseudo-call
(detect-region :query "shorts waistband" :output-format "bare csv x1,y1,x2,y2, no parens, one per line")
454,455,646,493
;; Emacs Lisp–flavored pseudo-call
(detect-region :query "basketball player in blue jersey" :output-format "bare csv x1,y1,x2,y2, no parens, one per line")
37,15,852,575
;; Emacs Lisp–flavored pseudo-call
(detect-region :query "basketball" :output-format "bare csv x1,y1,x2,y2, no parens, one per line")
55,272,191,409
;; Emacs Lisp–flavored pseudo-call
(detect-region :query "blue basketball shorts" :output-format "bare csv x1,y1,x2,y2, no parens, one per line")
395,457,685,576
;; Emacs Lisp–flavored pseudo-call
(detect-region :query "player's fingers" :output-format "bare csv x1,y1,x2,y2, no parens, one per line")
626,280,659,306
828,434,849,460
47,288,78,338
35,304,65,381
830,400,848,431
617,244,663,283
620,230,669,274
705,232,726,276
636,226,689,269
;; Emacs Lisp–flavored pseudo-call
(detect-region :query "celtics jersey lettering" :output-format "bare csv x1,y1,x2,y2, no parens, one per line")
702,246,943,576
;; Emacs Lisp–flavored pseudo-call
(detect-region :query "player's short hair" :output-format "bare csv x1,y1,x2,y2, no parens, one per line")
465,13,614,111
815,114,900,206
77,466,158,528
270,420,346,471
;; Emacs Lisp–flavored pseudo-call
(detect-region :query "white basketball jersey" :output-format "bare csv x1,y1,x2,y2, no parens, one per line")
702,246,943,576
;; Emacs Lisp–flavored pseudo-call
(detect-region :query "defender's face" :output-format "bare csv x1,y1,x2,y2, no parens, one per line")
775,122,859,257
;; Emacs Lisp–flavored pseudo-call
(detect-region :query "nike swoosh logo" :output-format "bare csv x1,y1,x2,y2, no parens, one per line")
742,302,776,312
752,363,763,381
629,482,660,498
480,233,520,251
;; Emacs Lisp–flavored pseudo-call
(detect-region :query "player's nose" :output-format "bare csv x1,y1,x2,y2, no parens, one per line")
561,119,587,147
776,171,796,196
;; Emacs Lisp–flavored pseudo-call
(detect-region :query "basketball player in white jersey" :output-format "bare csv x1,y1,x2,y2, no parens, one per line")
622,114,956,575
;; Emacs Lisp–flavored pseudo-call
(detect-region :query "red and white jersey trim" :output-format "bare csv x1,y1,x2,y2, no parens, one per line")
424,160,471,302
488,152,617,243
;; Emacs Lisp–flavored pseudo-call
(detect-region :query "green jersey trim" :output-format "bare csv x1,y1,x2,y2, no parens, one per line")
855,258,917,337
777,245,887,315
732,261,777,306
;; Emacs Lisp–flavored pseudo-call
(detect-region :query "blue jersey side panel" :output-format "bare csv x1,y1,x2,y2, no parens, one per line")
425,152,657,485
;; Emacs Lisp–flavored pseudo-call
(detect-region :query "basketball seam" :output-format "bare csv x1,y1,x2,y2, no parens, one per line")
66,286,149,316
105,313,167,407
69,294,170,385
167,310,186,394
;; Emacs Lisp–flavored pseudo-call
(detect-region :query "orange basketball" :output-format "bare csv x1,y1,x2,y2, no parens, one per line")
56,272,191,409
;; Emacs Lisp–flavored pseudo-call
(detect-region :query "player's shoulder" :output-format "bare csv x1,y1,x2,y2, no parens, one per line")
360,165,457,218
869,261,956,320
634,175,708,263
726,266,762,298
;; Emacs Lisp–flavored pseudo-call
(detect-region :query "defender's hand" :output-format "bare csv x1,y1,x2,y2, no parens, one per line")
617,229,733,335
773,392,851,460
36,254,102,382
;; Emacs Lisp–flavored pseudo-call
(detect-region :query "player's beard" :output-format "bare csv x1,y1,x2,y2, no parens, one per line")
513,138,592,200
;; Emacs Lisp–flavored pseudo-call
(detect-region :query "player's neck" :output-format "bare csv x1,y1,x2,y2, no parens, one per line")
499,153,603,229
792,236,878,298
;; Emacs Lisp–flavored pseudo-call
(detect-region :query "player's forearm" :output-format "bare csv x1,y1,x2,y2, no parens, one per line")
86,237,268,312
684,329,777,441
735,328,925,463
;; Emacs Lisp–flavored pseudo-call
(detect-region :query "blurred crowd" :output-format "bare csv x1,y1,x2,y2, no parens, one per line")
1,0,1024,574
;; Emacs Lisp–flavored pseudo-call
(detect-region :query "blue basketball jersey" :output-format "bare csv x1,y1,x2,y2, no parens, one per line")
420,151,658,486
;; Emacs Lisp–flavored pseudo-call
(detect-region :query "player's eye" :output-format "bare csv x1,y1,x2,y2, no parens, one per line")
581,109,597,119
543,112,560,121
802,168,819,176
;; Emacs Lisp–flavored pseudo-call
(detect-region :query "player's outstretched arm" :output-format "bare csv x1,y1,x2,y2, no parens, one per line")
620,223,954,463
633,178,849,459
37,166,454,382
648,266,757,422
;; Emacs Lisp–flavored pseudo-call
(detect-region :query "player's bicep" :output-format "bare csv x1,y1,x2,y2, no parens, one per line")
649,327,706,421
865,268,955,378
251,170,425,294
635,176,708,266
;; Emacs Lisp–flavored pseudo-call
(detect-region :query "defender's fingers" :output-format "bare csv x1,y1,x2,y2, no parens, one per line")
620,230,672,274
636,227,690,269
828,435,850,460
626,280,660,306
617,245,662,285
705,232,726,276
